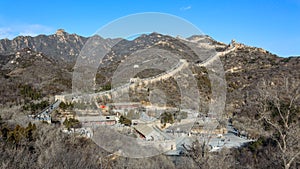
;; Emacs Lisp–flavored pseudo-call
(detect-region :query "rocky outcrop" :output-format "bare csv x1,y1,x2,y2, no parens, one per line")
0,29,88,62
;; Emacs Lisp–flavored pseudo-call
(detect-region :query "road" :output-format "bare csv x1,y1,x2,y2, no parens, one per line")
37,100,61,116
208,122,255,151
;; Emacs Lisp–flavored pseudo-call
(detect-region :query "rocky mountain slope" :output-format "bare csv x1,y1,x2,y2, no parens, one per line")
0,29,87,62
0,30,299,169
0,47,72,105
0,30,299,113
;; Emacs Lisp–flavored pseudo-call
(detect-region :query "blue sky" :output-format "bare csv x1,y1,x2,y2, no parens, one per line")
0,0,299,57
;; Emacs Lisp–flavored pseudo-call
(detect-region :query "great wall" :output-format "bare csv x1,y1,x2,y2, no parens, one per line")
55,42,237,104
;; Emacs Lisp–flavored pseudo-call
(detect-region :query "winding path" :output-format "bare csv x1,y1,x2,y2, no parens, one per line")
56,45,236,103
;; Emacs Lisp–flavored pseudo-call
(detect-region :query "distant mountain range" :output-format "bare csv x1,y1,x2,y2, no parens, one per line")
0,29,228,63
0,29,87,62
0,29,299,125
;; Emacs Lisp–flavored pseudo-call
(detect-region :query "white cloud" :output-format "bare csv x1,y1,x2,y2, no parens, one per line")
180,5,192,11
18,24,53,37
0,24,54,39
0,27,15,39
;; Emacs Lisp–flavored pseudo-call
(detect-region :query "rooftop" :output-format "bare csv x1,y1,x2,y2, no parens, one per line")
134,124,154,136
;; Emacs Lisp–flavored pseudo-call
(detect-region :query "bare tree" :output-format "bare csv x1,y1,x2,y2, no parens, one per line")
184,139,210,168
258,78,300,169
184,140,235,169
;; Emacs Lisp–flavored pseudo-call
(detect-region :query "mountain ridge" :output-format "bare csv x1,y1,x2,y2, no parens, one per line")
2,29,294,63
0,30,299,112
